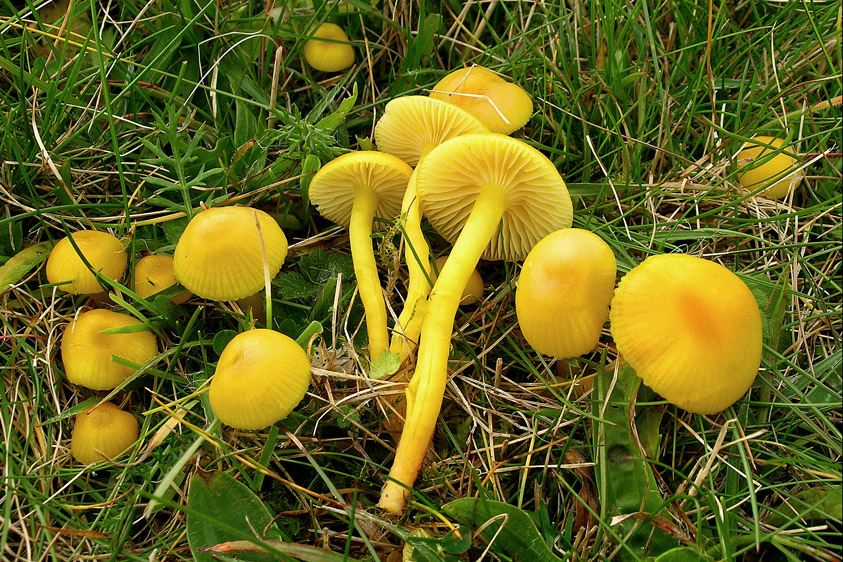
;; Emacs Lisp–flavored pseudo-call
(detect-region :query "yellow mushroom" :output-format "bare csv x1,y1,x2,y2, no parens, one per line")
429,66,533,135
609,254,763,414
379,134,573,515
208,329,312,430
373,96,488,357
173,206,288,302
308,151,412,360
133,254,191,304
303,23,354,72
71,401,139,465
516,229,616,358
61,309,159,391
735,136,801,200
46,230,127,295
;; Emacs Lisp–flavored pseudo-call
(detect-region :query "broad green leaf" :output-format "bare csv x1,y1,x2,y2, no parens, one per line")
187,469,289,562
594,364,679,560
212,330,238,356
443,498,564,562
369,350,400,380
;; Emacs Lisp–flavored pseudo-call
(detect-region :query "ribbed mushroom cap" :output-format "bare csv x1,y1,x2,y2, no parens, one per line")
609,254,763,414
303,22,354,72
429,66,533,135
133,254,191,304
416,133,573,261
516,229,617,358
61,309,158,391
735,136,801,200
46,230,127,295
71,401,139,465
173,206,288,301
209,329,312,430
374,96,489,166
308,151,412,227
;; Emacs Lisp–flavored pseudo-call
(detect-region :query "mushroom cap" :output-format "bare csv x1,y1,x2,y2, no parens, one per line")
71,401,139,465
432,255,484,306
415,133,573,261
133,254,191,304
429,66,533,135
516,228,617,358
45,230,127,295
303,22,354,72
173,206,288,301
61,309,159,390
373,96,489,166
609,254,763,414
308,151,412,227
208,329,312,430
735,136,801,200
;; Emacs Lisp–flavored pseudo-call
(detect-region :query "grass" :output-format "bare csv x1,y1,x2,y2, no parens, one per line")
0,0,841,560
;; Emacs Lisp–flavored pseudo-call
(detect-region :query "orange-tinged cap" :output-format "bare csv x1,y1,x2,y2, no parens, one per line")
209,329,312,430
71,401,139,464
45,230,127,294
609,254,763,414
303,23,354,72
516,229,617,358
735,136,801,200
173,206,288,301
61,309,159,390
429,66,533,134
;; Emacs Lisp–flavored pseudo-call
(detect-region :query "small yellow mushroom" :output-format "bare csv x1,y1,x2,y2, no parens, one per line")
735,136,801,200
71,401,139,465
46,230,127,295
61,309,158,391
303,23,354,72
209,329,312,430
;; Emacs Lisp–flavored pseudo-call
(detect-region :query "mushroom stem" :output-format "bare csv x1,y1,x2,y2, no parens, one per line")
349,187,389,359
379,188,504,515
389,172,432,358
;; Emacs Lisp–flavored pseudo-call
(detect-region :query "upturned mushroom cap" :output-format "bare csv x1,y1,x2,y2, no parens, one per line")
609,254,763,414
374,96,489,166
308,151,411,227
303,22,354,72
432,255,484,306
309,151,412,358
173,206,288,301
61,309,158,390
735,136,801,200
416,133,573,261
429,66,533,135
133,254,191,304
45,230,127,294
71,401,139,464
208,329,312,430
516,229,617,358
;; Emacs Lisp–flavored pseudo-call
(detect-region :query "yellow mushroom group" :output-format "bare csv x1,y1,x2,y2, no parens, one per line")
35,44,771,529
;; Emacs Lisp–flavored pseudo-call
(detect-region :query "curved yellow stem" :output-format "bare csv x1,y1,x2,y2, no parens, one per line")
379,188,504,515
349,188,389,359
389,172,433,358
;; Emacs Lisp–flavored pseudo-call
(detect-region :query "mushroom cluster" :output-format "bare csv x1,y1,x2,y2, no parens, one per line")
48,204,310,466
